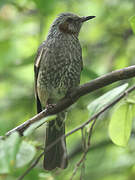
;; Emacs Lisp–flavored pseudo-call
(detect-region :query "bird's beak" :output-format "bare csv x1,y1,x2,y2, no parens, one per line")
80,16,96,22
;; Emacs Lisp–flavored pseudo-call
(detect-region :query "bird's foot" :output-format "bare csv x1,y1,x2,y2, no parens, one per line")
46,103,56,110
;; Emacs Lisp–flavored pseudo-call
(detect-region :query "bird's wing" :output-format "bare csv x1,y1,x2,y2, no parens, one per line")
81,56,83,71
34,42,46,113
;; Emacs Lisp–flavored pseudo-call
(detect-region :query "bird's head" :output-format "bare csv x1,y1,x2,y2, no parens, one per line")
48,13,95,37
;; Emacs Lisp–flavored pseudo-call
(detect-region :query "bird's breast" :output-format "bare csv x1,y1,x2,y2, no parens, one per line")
38,37,82,101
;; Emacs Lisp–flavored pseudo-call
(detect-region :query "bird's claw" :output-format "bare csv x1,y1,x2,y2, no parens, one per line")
46,103,56,110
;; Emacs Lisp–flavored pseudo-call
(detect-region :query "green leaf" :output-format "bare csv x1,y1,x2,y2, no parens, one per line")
129,15,135,34
16,141,36,168
0,140,10,173
24,115,56,136
0,132,21,173
87,83,128,117
109,102,135,147
5,132,21,164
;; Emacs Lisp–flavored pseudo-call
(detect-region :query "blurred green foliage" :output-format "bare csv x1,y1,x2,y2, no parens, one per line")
0,0,135,179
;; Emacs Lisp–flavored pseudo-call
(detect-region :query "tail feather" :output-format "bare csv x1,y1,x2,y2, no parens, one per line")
43,114,68,170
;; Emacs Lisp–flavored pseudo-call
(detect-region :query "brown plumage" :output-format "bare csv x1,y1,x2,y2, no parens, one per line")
34,12,95,170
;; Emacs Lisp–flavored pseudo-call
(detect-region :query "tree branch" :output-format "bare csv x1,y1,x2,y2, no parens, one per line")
6,65,135,136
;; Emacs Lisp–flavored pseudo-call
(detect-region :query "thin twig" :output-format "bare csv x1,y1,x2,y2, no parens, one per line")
87,118,97,147
80,162,85,180
80,128,86,180
81,128,86,151
70,118,97,180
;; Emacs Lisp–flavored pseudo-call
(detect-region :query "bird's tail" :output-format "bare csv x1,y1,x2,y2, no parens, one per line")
43,112,68,170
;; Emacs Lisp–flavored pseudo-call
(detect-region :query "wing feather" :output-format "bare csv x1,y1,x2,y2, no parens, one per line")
34,42,45,113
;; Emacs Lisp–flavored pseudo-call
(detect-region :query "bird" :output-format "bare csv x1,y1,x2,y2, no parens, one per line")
34,12,95,170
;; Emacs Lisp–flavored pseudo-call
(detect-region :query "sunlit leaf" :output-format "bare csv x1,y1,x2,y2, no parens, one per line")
109,102,135,147
0,132,21,173
5,132,21,164
87,83,128,117
0,140,9,173
16,141,36,168
129,15,135,34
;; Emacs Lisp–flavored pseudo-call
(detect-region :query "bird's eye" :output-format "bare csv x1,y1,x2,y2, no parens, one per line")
67,17,73,22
